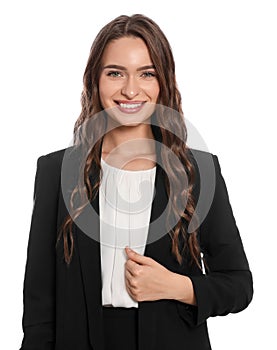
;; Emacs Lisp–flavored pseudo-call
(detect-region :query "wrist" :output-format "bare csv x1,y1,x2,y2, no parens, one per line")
170,273,196,306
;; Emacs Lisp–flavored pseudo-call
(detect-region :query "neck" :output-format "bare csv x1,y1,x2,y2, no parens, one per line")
102,121,156,156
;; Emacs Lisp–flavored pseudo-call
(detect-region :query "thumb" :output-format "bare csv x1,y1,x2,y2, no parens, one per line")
125,247,151,265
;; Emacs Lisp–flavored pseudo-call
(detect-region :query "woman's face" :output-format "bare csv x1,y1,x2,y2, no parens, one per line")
99,36,160,126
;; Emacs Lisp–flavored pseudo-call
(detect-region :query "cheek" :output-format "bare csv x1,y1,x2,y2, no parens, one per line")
148,82,160,101
154,85,160,100
98,77,108,103
99,77,115,98
99,78,121,105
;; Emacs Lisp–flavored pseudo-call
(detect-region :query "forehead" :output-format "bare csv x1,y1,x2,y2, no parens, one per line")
101,36,153,67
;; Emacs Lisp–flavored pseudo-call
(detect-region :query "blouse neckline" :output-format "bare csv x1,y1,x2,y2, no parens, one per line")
101,157,156,174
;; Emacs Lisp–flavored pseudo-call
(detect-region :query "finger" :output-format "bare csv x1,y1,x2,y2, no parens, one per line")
125,283,135,299
125,278,132,295
125,269,133,282
125,272,135,296
125,259,137,276
125,247,151,265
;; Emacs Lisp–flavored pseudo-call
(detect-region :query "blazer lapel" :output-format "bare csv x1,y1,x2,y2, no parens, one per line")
75,161,168,350
75,187,104,350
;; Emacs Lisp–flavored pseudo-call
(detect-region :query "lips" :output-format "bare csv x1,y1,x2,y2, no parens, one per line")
114,100,146,114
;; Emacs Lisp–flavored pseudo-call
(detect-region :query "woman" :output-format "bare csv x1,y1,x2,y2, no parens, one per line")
19,14,253,350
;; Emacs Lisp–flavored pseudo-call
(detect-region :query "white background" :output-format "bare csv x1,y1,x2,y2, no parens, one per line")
1,1,276,349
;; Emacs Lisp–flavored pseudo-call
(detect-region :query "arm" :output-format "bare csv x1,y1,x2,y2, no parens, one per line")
176,154,253,326
19,155,60,350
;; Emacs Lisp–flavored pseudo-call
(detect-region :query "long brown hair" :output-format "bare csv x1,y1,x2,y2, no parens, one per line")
57,14,202,269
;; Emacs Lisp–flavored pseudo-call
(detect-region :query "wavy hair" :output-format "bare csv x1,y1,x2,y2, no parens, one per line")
56,14,202,270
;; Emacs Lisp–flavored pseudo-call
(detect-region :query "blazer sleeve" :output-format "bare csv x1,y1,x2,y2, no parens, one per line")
176,154,253,327
19,154,60,350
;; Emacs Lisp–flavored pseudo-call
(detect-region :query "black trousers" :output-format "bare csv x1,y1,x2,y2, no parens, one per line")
102,306,138,350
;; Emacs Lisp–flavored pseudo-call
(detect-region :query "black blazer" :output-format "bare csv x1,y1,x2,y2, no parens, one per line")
19,146,253,350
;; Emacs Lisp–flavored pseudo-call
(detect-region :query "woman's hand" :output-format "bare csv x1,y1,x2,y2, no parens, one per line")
124,247,196,305
124,247,173,301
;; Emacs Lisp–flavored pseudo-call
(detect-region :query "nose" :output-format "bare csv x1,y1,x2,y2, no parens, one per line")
121,76,140,99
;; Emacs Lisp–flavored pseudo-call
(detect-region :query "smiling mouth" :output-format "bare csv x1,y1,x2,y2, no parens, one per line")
114,100,147,114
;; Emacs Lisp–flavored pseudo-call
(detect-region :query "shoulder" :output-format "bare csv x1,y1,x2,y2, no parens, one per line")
36,146,75,171
37,146,73,164
187,147,217,162
33,146,76,192
187,147,220,178
186,148,221,222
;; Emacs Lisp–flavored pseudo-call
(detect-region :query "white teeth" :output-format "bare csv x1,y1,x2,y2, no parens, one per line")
119,103,143,109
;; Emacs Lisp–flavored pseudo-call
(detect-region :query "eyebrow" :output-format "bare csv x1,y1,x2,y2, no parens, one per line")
102,64,155,71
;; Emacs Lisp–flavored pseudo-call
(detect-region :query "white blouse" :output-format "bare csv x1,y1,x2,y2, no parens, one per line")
99,157,157,308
